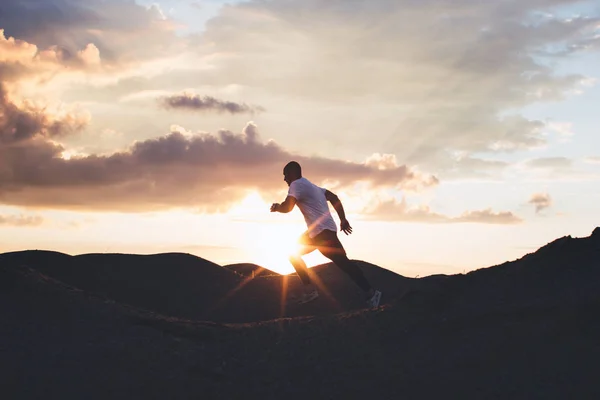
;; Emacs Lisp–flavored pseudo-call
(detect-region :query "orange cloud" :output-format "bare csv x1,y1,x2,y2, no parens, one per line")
1,29,102,71
528,193,552,213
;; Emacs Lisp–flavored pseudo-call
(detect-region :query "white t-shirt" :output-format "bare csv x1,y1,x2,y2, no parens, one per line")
287,177,338,238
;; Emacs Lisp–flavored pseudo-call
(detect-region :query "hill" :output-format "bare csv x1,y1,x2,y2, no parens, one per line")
1,227,599,399
0,249,409,323
0,250,242,320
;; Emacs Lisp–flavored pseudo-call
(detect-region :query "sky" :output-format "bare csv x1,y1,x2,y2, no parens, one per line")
0,0,599,277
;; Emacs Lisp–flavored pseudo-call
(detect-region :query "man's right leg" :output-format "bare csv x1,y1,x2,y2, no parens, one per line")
288,232,318,303
289,253,313,285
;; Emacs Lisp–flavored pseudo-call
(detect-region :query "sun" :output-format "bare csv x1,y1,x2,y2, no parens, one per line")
231,192,329,274
247,224,333,274
250,230,300,274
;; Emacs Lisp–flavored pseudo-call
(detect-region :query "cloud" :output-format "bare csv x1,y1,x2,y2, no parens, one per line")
547,121,574,143
4,0,594,180
453,209,522,225
16,0,595,174
518,156,599,182
525,157,572,170
185,0,599,173
0,82,89,145
160,93,265,114
0,0,180,66
584,156,600,165
365,153,400,170
528,192,552,214
0,29,102,84
362,198,522,225
0,214,44,226
0,101,437,210
431,154,509,180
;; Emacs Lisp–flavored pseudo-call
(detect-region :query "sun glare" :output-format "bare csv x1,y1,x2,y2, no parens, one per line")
247,219,331,275
230,192,328,275
250,230,301,275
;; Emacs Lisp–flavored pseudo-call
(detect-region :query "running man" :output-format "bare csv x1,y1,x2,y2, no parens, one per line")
270,161,382,307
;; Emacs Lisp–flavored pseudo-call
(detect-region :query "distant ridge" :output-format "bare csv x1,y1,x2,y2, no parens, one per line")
1,227,599,323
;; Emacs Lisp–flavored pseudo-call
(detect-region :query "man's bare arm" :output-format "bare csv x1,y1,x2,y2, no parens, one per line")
325,190,352,234
270,196,297,213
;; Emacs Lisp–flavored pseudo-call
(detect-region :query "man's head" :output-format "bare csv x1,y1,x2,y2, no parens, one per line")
283,161,302,186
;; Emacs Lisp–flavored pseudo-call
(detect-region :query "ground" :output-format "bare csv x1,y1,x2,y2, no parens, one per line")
1,229,599,399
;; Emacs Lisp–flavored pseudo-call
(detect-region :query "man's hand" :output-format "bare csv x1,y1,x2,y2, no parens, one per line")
340,218,353,235
271,196,296,213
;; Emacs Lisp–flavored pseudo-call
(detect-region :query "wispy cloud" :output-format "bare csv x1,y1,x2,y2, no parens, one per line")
362,198,522,225
547,122,574,143
525,157,572,170
0,214,43,226
528,192,552,214
584,156,600,165
188,0,599,175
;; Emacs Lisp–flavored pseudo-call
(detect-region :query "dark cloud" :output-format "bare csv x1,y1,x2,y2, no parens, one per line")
0,0,97,44
160,93,265,115
0,83,88,145
364,198,522,225
0,214,43,226
0,100,437,210
0,0,178,65
528,192,552,213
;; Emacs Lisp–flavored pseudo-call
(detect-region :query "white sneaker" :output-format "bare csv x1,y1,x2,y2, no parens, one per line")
297,289,319,304
366,290,382,308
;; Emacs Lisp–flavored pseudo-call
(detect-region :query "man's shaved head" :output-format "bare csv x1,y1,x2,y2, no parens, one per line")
284,161,302,176
283,161,302,186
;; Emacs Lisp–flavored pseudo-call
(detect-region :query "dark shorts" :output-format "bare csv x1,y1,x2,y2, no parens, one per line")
298,229,346,257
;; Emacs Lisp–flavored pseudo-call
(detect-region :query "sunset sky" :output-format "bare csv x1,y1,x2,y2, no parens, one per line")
1,0,599,276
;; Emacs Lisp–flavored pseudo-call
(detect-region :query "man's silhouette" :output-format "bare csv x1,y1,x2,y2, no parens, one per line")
270,161,382,307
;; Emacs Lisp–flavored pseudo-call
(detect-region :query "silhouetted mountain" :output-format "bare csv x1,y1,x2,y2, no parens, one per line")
0,251,242,318
0,249,409,323
1,228,599,399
